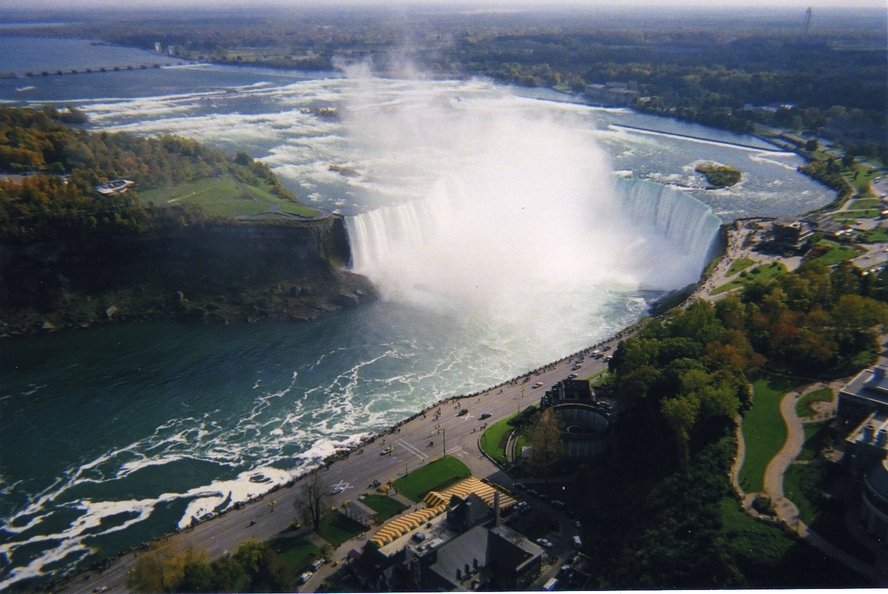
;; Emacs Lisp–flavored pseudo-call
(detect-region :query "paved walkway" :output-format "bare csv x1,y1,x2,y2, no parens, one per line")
736,381,883,584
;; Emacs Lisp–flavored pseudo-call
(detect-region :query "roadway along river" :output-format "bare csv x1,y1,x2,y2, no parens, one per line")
59,332,625,594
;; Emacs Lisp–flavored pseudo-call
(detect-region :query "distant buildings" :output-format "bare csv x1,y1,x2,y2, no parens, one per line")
584,82,640,106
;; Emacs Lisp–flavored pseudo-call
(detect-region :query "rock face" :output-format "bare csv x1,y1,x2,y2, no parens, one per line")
0,216,378,334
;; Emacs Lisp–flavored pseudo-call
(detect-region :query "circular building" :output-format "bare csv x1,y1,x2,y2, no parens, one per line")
862,458,888,543
551,403,611,459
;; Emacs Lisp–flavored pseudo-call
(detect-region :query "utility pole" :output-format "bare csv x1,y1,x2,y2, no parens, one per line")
442,428,446,457
804,7,813,36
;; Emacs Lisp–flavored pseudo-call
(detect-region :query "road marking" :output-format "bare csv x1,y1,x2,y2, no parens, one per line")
397,439,428,461
446,446,463,456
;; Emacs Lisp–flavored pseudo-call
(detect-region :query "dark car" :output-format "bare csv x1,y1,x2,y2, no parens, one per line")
458,409,468,416
479,412,492,420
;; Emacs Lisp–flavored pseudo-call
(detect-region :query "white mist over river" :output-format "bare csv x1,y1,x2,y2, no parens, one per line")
0,40,832,590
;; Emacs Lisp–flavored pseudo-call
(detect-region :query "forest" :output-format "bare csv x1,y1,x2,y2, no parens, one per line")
0,106,300,243
574,258,887,587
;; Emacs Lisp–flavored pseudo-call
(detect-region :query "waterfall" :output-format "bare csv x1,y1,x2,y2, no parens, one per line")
347,176,721,306
616,177,721,276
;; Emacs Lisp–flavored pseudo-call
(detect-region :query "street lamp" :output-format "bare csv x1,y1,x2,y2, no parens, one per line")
442,428,446,457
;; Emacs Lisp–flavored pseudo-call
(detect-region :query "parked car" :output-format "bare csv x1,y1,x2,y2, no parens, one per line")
526,488,539,497
572,535,583,548
310,559,325,571
536,538,554,549
298,571,313,584
479,412,492,420
513,481,526,490
567,373,578,379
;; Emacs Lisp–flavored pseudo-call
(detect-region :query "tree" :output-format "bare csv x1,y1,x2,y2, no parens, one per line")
528,408,565,477
296,469,329,531
126,542,199,593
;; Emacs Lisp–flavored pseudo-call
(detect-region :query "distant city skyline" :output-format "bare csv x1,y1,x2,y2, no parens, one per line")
1,0,885,11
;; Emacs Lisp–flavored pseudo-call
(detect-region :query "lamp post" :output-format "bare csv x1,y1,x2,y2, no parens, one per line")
442,428,446,457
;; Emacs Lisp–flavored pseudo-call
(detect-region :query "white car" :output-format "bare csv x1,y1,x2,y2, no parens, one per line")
298,571,313,584
329,484,345,494
536,537,553,549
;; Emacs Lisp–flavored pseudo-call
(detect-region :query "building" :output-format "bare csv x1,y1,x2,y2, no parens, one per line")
771,218,813,253
356,478,541,591
843,412,888,478
838,366,888,422
94,179,134,196
861,459,888,544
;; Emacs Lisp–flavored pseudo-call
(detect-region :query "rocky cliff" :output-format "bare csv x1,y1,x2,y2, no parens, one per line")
0,216,377,335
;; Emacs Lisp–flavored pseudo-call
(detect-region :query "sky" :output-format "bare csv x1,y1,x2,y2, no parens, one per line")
2,0,885,11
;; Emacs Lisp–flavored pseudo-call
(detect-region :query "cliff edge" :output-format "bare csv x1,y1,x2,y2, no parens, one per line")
0,215,378,336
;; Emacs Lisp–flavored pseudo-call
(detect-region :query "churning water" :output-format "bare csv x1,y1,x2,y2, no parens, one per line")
0,40,832,590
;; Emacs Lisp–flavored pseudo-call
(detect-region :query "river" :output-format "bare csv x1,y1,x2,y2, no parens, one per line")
0,35,832,590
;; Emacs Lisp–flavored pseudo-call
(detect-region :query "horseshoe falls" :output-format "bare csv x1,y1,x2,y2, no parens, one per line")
0,53,836,591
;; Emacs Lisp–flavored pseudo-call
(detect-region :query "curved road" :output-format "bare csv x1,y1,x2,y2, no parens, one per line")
60,334,626,594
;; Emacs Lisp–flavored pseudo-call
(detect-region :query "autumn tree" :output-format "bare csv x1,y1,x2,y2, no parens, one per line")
529,408,565,477
296,469,329,531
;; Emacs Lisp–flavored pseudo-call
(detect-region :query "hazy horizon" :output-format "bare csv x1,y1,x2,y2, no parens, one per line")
1,0,885,12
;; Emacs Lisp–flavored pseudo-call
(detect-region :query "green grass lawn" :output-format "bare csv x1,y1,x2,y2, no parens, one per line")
361,494,407,522
861,227,888,243
727,257,755,276
806,240,861,267
794,388,833,418
480,413,519,465
393,455,471,501
711,262,787,296
719,496,869,587
738,375,800,493
269,535,321,574
140,174,319,219
797,421,831,462
783,464,819,524
317,511,366,547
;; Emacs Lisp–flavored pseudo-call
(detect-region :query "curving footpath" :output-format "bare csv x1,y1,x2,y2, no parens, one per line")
757,385,881,583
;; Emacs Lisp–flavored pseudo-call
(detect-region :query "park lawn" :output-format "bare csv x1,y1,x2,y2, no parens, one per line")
806,240,861,267
711,262,786,296
480,413,519,464
317,510,365,547
361,494,407,522
861,227,888,243
795,388,833,418
738,375,800,493
727,257,756,276
393,455,471,501
140,174,319,219
798,421,831,462
586,368,610,387
719,497,868,587
783,464,819,525
269,535,322,574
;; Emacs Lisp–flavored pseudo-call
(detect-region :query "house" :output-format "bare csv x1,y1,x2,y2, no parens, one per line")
95,179,134,196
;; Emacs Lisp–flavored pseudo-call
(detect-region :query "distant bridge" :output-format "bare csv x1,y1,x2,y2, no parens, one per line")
1,62,181,80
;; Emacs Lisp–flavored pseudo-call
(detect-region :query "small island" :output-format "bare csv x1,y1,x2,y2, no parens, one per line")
695,162,742,188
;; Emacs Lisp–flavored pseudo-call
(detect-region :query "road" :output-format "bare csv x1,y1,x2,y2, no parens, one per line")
60,332,628,594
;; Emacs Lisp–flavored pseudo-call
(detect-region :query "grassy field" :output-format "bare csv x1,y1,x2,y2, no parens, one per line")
711,262,787,296
738,375,799,493
269,535,321,574
797,421,831,462
140,174,319,219
479,413,519,465
795,388,833,418
317,511,366,547
393,455,471,501
861,227,888,243
727,257,756,276
361,494,407,522
719,496,868,587
806,240,861,267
